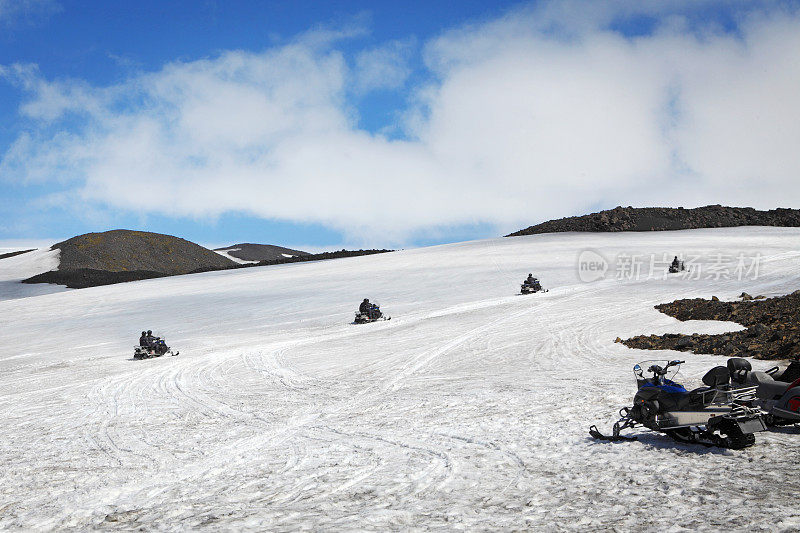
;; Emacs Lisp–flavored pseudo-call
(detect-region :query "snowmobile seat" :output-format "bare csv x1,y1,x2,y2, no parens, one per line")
749,371,791,400
702,366,730,388
727,358,752,384
683,367,729,407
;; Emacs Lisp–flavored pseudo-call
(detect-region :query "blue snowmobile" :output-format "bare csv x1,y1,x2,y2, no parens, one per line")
591,359,766,449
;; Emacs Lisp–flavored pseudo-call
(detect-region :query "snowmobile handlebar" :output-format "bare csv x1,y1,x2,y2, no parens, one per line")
647,360,684,377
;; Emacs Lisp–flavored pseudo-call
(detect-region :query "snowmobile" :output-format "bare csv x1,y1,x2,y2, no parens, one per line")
520,279,547,294
668,260,686,273
726,357,800,426
590,359,766,449
354,304,391,324
134,336,178,359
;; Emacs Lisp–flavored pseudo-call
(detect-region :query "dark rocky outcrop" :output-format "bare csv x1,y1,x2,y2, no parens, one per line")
0,249,35,260
621,290,800,360
23,269,168,289
507,205,800,237
52,230,236,274
214,243,309,262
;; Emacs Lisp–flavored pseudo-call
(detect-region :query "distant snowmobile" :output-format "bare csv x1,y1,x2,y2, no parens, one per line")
590,359,765,449
520,274,547,294
354,301,390,324
134,333,178,359
668,256,686,274
726,357,800,426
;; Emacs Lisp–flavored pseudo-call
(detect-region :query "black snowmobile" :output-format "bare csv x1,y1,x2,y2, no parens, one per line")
668,257,686,274
134,335,178,359
590,359,766,449
520,277,547,294
726,357,800,426
354,303,391,324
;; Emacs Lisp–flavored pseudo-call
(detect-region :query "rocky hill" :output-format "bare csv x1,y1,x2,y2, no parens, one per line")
20,230,393,289
21,230,236,288
507,205,800,237
214,243,309,262
621,291,800,360
52,230,235,274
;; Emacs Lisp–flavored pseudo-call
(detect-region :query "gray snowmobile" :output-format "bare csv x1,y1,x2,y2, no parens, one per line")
726,357,800,426
590,359,766,449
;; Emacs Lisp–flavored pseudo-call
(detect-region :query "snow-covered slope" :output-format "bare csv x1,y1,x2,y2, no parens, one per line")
1,227,799,530
0,247,65,301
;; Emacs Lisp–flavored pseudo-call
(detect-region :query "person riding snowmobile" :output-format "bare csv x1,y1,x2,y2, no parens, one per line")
523,274,542,292
668,256,686,273
133,329,179,359
359,299,382,320
146,330,155,348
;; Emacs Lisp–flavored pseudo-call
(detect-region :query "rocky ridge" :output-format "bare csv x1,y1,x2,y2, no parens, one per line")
214,243,309,262
507,205,800,237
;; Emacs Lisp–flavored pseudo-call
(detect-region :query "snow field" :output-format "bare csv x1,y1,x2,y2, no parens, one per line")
1,227,799,530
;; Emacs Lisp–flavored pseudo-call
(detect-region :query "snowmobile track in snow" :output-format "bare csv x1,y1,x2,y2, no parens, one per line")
2,228,800,530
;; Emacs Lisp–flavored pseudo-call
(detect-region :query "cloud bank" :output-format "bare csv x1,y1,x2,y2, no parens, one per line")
2,2,800,244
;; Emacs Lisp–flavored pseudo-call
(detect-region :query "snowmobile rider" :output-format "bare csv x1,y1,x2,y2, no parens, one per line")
359,299,381,320
524,274,538,286
139,331,149,348
671,256,680,270
145,330,156,350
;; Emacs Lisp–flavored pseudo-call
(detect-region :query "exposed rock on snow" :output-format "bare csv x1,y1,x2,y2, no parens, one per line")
0,249,35,260
623,291,800,359
23,268,168,289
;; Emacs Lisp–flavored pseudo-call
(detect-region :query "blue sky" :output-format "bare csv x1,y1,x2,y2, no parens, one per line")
1,1,799,250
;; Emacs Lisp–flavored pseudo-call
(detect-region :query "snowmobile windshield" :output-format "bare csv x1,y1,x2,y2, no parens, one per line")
633,360,684,389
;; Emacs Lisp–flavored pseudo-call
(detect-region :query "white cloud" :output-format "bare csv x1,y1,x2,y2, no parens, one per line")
0,0,59,25
2,2,800,244
354,38,415,93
